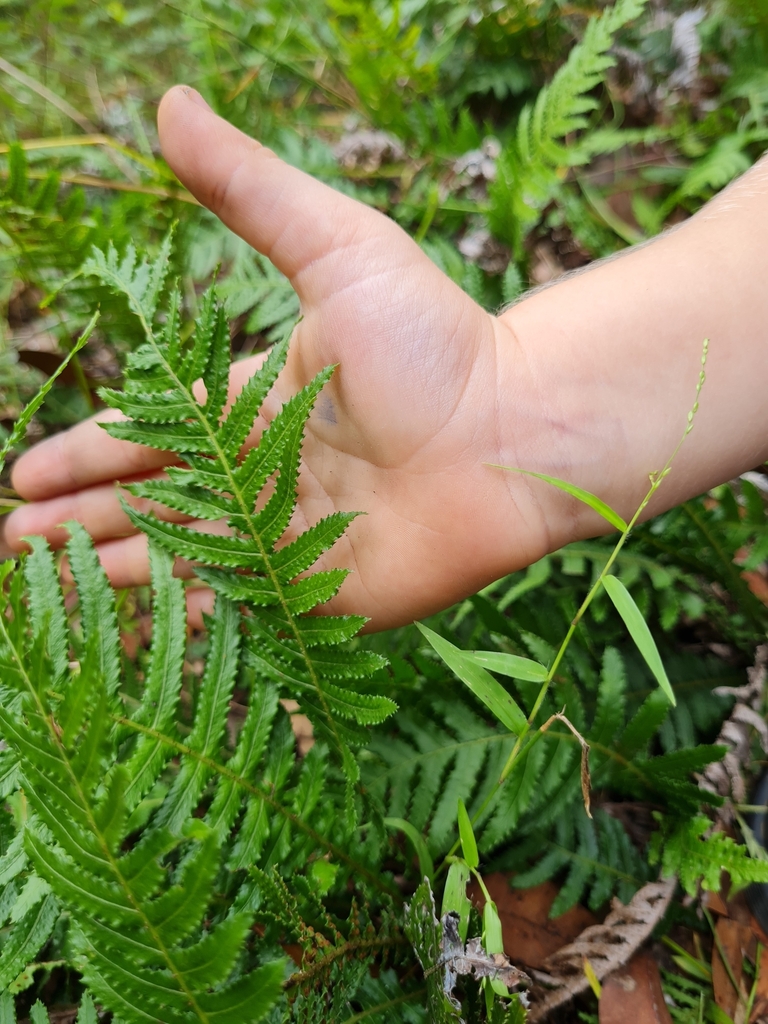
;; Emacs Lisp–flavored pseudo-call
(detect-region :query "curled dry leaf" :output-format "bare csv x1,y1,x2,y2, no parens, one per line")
699,643,768,816
527,878,676,1021
540,711,592,818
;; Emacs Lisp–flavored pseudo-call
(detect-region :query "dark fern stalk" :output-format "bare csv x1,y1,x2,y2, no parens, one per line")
81,239,396,818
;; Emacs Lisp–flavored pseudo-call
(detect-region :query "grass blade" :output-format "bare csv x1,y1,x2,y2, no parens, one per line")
384,818,434,882
602,574,676,705
0,311,98,476
486,465,627,532
416,624,527,735
457,799,478,870
463,651,547,682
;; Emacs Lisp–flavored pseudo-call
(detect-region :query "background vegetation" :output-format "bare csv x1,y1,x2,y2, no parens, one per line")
3,0,768,1021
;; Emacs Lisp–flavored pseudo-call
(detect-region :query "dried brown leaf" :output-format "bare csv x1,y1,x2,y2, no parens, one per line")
436,913,531,996
712,917,754,1023
527,879,676,1021
599,951,672,1024
699,644,768,819
541,712,592,818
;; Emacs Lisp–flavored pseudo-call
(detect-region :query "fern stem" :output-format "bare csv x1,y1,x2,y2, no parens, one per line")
284,935,408,989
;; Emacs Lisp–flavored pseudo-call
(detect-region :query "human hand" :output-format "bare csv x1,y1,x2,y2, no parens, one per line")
3,87,613,629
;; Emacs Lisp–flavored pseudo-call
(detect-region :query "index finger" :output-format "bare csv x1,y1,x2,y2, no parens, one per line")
11,409,174,501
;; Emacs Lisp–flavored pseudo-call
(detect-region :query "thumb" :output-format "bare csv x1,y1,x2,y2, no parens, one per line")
158,86,410,303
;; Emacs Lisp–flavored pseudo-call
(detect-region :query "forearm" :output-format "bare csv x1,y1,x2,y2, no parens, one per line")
497,154,768,532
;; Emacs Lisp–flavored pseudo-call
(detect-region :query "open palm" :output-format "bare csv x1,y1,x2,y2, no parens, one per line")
4,86,570,629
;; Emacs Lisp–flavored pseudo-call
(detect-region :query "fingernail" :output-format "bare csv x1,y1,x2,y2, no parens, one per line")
182,86,213,112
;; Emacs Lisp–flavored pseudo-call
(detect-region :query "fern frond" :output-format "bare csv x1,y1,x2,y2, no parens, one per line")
0,537,292,1023
218,249,301,344
488,0,649,254
651,814,768,896
79,238,396,812
254,867,405,1022
510,809,650,916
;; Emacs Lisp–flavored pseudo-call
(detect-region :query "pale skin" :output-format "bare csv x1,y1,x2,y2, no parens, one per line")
4,85,768,630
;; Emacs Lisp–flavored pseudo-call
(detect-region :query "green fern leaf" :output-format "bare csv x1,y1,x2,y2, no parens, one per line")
154,598,241,832
0,534,290,1023
0,894,58,990
82,235,391,786
651,814,768,895
489,0,648,254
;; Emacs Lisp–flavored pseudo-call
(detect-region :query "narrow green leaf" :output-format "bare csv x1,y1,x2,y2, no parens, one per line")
121,508,266,570
457,798,478,869
172,913,252,987
65,523,120,698
155,597,241,832
441,861,471,943
195,959,285,1021
126,479,233,522
602,574,676,705
0,990,15,1024
29,1003,49,1024
416,624,527,734
486,465,627,532
219,337,289,457
384,818,434,881
251,368,335,547
124,542,187,809
99,388,190,423
104,420,216,455
0,312,97,475
75,993,97,1024
23,538,69,683
463,650,547,682
0,894,59,989
271,511,359,580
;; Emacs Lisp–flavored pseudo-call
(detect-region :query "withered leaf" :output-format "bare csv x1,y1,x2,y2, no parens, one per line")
528,878,676,1021
406,880,530,1024
443,919,530,991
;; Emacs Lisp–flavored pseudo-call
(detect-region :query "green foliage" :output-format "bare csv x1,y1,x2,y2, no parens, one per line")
0,533,288,1022
488,0,648,255
650,814,768,896
405,880,462,1023
252,867,409,1023
0,145,101,289
508,809,651,916
81,239,395,813
217,247,300,345
4,2,768,1019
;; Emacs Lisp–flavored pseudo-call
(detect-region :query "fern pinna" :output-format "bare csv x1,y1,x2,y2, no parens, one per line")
82,237,396,813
